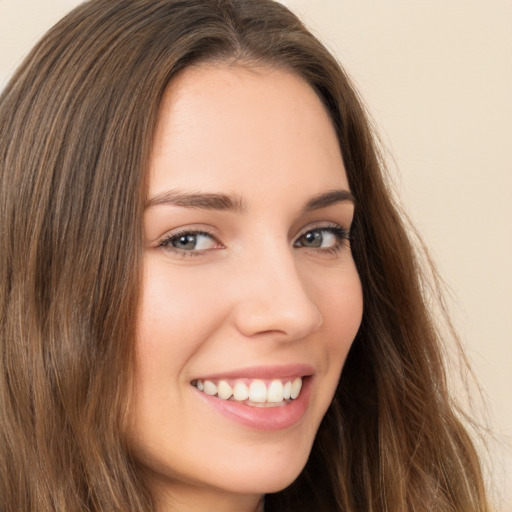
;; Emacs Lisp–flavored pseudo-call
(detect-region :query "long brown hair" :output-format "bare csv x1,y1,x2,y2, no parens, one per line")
0,1,489,510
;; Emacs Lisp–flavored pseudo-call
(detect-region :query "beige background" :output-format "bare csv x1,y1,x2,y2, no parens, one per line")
1,0,510,508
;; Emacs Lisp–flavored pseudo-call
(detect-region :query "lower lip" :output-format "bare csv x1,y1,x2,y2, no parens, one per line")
195,378,312,432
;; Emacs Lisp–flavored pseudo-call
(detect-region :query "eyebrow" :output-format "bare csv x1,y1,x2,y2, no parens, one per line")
304,189,355,210
145,190,247,212
145,188,354,212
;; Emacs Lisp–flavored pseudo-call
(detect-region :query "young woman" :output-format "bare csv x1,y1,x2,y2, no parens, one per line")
0,0,490,511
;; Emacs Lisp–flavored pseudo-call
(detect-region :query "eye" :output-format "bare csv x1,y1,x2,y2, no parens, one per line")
158,230,221,254
294,225,350,252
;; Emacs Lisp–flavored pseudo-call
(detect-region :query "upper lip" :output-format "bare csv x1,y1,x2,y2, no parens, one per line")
193,364,315,381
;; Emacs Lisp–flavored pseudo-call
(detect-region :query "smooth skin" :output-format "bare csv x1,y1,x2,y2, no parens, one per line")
130,63,363,512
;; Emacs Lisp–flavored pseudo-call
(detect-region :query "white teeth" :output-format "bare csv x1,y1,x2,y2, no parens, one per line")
249,380,267,403
267,379,284,403
203,380,217,396
283,380,291,400
233,381,249,401
217,380,233,400
194,377,304,403
290,377,302,399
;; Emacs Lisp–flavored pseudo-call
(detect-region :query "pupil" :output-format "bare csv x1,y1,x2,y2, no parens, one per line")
175,234,196,249
305,231,322,247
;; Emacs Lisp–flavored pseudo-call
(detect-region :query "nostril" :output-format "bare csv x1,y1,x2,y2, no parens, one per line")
232,299,323,341
230,259,324,339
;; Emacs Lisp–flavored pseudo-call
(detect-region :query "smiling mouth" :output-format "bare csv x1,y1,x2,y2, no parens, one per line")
191,377,303,407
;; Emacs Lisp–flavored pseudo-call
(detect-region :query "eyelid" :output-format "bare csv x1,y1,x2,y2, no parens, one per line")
294,222,350,240
153,223,219,244
156,226,224,257
293,222,352,252
152,221,352,258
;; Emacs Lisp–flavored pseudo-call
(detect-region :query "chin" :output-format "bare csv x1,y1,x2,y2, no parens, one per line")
213,439,313,495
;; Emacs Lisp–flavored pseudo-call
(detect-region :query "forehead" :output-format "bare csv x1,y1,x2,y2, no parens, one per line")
148,63,348,199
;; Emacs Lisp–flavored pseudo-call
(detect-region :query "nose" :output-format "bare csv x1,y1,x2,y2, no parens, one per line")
230,246,323,341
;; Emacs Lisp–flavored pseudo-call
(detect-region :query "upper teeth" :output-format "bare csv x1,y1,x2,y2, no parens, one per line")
194,378,303,405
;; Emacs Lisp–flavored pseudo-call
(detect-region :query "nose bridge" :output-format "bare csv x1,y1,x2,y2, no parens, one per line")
232,239,323,340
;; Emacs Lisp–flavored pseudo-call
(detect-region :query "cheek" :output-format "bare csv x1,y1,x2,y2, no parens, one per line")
305,261,363,411
312,260,363,352
136,257,226,369
326,277,363,355
317,268,363,397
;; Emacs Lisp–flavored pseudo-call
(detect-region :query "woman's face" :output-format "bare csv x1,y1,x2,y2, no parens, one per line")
131,63,363,510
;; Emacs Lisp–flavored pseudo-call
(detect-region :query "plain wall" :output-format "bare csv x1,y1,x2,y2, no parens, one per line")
1,0,511,508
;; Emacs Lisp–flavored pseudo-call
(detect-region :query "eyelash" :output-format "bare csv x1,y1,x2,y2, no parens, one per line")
157,224,351,258
294,224,351,255
157,229,221,258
